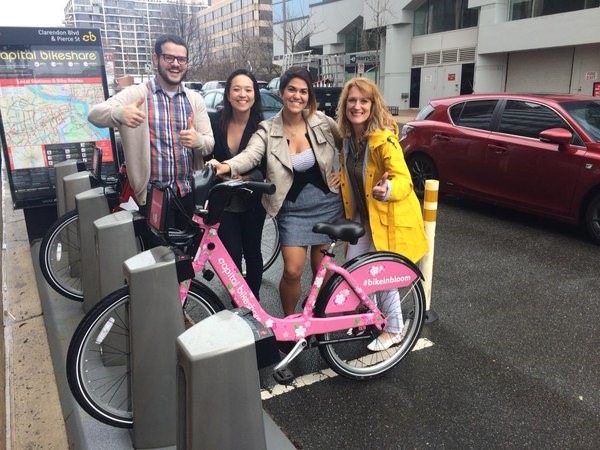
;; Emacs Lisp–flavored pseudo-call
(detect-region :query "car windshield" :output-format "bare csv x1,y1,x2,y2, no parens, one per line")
261,92,283,110
561,100,600,142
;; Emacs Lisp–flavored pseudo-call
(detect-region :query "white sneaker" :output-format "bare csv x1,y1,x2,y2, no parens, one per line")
367,329,405,352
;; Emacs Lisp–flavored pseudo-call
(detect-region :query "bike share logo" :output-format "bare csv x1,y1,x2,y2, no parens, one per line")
82,31,97,42
363,264,412,286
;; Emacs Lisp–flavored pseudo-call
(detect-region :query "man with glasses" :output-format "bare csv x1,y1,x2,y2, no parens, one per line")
88,34,214,224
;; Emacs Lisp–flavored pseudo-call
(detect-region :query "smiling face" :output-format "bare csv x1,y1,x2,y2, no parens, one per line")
227,74,255,114
281,77,309,115
345,85,373,135
153,41,188,90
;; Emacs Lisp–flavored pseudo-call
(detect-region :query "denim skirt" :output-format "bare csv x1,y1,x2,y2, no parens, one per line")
277,183,343,246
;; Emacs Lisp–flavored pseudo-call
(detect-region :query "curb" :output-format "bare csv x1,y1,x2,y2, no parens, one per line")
2,168,69,449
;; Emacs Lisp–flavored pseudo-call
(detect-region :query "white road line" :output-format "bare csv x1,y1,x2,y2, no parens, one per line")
261,337,434,400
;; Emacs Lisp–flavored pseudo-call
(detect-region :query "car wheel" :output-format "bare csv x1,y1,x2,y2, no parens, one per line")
406,154,437,198
584,192,600,244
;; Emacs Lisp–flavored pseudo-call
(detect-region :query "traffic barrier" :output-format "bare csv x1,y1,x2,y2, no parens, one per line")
419,179,439,323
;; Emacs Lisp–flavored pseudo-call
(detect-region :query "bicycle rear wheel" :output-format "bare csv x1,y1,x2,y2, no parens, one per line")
39,210,83,301
261,216,280,272
66,280,224,428
316,252,425,380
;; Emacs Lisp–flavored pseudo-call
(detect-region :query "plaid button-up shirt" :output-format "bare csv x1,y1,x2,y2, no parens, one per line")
147,78,193,197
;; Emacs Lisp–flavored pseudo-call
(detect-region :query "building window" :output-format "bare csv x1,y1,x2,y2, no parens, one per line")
413,0,478,36
509,0,600,20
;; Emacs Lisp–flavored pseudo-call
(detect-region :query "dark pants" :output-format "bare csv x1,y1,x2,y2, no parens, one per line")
218,204,267,300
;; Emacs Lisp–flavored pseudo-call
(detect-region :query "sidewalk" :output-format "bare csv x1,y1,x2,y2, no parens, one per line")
2,169,68,448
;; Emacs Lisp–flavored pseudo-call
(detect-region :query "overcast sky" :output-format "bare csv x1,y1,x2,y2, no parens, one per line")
1,0,66,27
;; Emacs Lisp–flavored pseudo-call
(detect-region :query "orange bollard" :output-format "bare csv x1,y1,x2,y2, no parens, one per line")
419,179,439,323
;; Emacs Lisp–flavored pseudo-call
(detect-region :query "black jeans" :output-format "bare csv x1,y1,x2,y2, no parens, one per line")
218,203,267,301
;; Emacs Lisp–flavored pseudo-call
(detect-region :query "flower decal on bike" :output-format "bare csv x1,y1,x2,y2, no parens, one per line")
265,318,274,328
369,265,384,276
314,276,323,288
334,289,350,305
294,324,306,338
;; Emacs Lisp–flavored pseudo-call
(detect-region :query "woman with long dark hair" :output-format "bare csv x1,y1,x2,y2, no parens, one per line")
209,68,266,300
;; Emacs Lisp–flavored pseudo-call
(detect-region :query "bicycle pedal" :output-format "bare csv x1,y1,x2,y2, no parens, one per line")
273,367,295,385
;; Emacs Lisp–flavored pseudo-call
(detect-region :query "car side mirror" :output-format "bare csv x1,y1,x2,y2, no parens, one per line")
539,128,572,150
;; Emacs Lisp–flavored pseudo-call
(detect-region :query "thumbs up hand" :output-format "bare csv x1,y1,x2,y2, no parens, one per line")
372,171,389,201
179,114,196,148
122,97,146,128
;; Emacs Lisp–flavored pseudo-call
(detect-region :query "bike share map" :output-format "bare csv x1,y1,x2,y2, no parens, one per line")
0,27,115,208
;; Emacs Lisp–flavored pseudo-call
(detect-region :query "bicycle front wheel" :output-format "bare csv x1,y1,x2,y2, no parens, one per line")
315,252,425,380
66,281,224,428
241,216,280,276
39,210,83,301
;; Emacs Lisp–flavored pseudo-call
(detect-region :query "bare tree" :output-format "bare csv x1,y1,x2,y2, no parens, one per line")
231,30,277,79
273,16,320,54
364,0,394,84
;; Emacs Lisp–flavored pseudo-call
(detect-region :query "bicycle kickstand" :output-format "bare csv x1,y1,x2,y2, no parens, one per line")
272,338,307,385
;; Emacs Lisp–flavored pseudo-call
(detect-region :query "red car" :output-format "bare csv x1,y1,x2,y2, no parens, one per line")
400,93,600,243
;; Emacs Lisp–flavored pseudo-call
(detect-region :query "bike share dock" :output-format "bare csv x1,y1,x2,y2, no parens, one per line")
2,163,294,449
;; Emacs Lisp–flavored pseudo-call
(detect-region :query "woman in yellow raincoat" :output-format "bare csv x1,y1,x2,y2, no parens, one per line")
337,77,429,352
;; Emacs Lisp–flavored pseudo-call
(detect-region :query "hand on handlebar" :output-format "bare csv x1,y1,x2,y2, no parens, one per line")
206,159,232,178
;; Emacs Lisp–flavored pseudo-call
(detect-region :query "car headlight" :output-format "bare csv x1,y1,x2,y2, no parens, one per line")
400,124,413,139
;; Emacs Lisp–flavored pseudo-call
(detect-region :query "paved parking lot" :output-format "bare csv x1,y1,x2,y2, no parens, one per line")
255,195,600,448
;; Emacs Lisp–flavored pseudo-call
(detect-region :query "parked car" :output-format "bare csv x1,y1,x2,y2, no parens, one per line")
400,93,600,243
265,77,280,92
200,80,226,94
183,81,203,92
202,88,283,121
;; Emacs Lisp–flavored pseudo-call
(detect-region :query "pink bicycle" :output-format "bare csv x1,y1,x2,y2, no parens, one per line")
66,169,426,428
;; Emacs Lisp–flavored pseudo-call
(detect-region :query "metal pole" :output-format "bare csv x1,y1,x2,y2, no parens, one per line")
419,179,439,323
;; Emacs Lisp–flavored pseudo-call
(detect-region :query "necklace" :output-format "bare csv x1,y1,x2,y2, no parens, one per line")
283,122,305,139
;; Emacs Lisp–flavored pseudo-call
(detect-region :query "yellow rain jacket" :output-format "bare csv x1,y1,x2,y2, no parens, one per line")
339,129,429,263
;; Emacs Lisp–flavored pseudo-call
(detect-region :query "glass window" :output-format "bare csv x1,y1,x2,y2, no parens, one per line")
509,0,599,20
261,92,283,109
449,100,498,130
561,100,600,143
413,0,478,36
498,100,567,138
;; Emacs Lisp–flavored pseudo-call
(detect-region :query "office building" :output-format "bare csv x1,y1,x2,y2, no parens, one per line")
63,0,207,84
273,0,600,110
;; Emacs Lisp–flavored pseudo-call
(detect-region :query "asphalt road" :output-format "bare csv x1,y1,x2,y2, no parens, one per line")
218,194,600,449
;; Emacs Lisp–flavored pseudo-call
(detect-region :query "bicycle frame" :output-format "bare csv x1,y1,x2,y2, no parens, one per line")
179,212,420,343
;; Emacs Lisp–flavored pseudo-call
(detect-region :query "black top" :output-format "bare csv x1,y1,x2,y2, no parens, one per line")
208,111,266,207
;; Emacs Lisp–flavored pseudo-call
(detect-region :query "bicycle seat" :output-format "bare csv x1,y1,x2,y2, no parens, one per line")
312,218,365,245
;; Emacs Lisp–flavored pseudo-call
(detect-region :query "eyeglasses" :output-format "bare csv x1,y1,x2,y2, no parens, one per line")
160,54,188,65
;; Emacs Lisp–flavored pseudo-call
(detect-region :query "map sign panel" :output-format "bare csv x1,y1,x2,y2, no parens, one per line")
0,27,116,209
